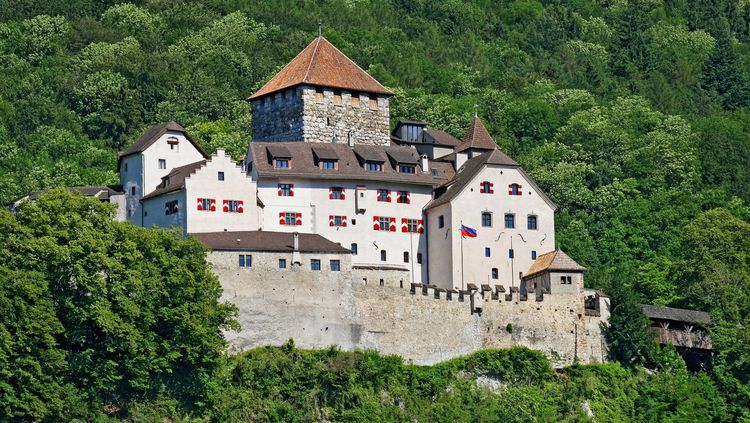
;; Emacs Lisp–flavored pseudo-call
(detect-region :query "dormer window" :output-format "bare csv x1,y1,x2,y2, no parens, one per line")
167,136,179,151
366,161,383,172
275,159,289,169
320,159,336,169
398,164,415,174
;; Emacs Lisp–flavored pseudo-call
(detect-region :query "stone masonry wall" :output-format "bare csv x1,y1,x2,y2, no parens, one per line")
212,254,609,366
251,87,305,142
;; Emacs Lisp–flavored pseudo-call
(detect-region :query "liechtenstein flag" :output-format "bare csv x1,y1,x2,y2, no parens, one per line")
460,224,477,238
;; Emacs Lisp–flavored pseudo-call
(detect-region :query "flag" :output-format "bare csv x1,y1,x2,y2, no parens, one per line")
460,224,477,238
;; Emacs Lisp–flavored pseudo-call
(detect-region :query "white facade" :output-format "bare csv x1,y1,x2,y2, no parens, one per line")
253,177,430,284
427,165,556,290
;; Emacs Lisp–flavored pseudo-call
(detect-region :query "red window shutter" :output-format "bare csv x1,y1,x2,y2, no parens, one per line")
329,187,333,200
508,184,513,195
237,200,244,213
373,216,379,230
329,215,334,226
295,212,302,225
401,218,408,232
518,184,523,195
489,183,494,194
197,198,203,211
210,199,216,212
279,212,285,225
386,190,392,202
406,192,411,204
342,215,347,227
222,200,229,212
480,183,485,193
389,217,396,232
289,184,294,197
277,185,282,196
341,188,346,200
418,219,424,234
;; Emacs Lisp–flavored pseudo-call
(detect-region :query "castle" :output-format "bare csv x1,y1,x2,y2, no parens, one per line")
14,37,613,366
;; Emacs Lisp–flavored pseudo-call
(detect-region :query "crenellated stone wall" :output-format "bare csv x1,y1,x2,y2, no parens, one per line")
212,253,609,367
250,85,391,145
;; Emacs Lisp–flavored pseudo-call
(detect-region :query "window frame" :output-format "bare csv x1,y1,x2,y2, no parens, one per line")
481,212,492,227
279,258,287,269
527,215,538,230
275,159,289,169
366,161,383,172
377,216,390,231
504,213,515,229
311,259,321,271
398,164,416,174
330,259,341,271
218,171,225,181
158,159,166,169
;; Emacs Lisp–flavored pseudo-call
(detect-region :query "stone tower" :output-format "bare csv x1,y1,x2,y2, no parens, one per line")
248,36,393,145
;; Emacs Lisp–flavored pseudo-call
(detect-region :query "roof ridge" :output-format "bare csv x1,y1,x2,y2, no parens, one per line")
302,36,322,84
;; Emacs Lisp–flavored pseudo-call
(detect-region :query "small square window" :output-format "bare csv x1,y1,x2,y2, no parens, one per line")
330,187,343,200
417,253,422,264
380,250,387,261
378,216,390,231
158,159,166,169
491,268,498,279
330,260,340,271
239,254,252,268
531,250,537,260
311,259,321,271
130,186,136,196
527,215,538,230
218,171,225,181
485,247,491,257
279,258,287,269
403,251,409,263
275,159,289,169
321,160,336,169
505,214,515,229
377,189,390,202
481,212,492,227
438,215,445,228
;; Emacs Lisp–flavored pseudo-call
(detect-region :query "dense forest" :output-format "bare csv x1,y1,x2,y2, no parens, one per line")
1,0,749,420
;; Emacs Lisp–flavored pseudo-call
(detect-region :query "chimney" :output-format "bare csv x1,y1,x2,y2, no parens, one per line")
420,154,429,173
292,232,302,266
293,232,299,251
216,148,226,157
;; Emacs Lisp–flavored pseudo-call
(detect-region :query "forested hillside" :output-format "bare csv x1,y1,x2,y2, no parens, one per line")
1,0,749,420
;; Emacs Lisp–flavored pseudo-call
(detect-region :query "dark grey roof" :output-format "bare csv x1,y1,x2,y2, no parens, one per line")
312,145,339,160
423,129,461,147
141,160,206,200
249,142,449,186
353,145,387,162
426,149,520,210
266,144,292,158
192,231,351,254
386,149,419,164
642,305,711,325
118,122,209,165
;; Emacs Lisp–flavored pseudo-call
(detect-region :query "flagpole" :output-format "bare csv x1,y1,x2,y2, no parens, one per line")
460,220,465,291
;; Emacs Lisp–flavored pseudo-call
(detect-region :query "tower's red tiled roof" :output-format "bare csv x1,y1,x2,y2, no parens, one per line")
455,117,497,152
248,36,394,100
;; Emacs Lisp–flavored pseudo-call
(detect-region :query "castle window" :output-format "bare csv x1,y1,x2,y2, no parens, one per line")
561,276,572,285
165,200,178,215
398,164,416,174
397,190,409,203
480,181,493,193
366,161,383,172
531,250,537,260
333,215,343,226
320,159,336,169
279,258,286,269
416,253,422,264
239,254,252,268
438,215,445,228
509,183,522,195
351,93,360,107
158,159,166,169
330,260,341,271
333,90,342,106
380,250,387,261
405,219,420,233
130,186,136,196
278,183,293,197
378,216,390,231
315,88,324,103
403,252,409,263
485,247,491,257
275,159,289,169
377,189,390,202
369,97,378,110
311,259,321,271
330,186,344,200
492,268,498,279
481,212,492,227
218,171,225,181
527,215,538,230
225,200,241,213
198,198,214,211
351,243,358,255
509,249,514,259
283,212,299,225
505,213,515,229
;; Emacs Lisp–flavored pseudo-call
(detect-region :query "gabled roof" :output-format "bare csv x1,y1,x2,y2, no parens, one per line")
192,231,351,254
249,36,394,100
455,117,497,153
642,305,711,325
425,149,523,210
523,250,587,279
248,142,449,186
141,160,206,200
118,121,209,165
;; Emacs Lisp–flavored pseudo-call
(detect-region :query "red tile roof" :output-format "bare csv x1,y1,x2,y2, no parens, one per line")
455,117,497,152
248,36,394,100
